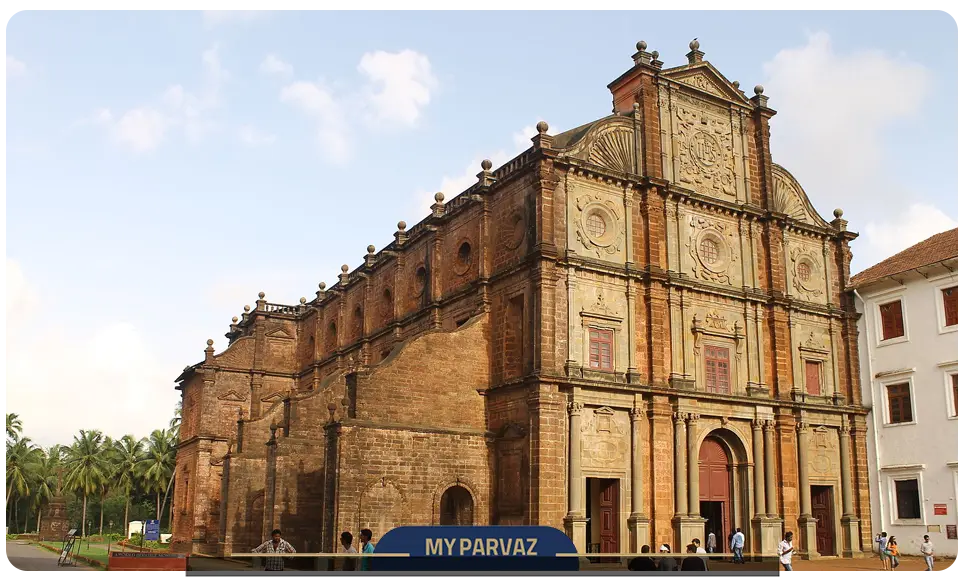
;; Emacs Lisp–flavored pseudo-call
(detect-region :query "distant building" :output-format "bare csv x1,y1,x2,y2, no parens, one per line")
851,229,958,556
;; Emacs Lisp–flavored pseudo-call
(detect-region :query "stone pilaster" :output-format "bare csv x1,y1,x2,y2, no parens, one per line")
687,413,701,516
752,419,766,518
628,407,650,551
763,420,777,517
673,412,687,516
797,422,817,559
839,422,862,558
564,401,588,552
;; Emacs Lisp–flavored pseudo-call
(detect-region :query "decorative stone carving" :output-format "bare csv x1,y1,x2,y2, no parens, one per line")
808,426,838,478
677,72,727,98
587,126,635,173
502,206,527,250
705,311,728,330
687,216,738,285
574,193,624,258
581,293,620,320
581,407,629,469
674,99,737,198
771,165,826,227
789,245,824,300
568,401,585,415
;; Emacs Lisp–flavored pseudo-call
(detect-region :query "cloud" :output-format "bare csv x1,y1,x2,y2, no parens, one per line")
858,203,958,270
7,54,26,78
202,10,264,27
84,45,228,152
281,49,436,163
260,54,293,78
408,121,549,223
5,259,179,448
358,50,438,127
763,32,931,219
238,124,276,146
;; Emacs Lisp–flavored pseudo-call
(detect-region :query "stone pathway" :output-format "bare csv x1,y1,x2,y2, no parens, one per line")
5,541,94,571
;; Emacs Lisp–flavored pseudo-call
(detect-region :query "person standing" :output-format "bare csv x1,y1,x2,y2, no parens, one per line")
339,531,358,572
252,529,297,572
876,532,889,571
680,544,708,571
706,531,716,554
778,531,795,571
359,528,375,571
628,545,658,572
920,534,934,571
657,544,677,571
730,528,745,564
692,538,706,554
886,536,900,570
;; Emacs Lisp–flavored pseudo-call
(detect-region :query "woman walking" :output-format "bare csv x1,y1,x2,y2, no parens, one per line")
886,536,900,570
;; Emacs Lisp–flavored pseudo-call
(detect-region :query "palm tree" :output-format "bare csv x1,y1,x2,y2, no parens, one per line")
113,435,144,532
6,436,41,508
169,401,182,436
6,413,23,443
63,430,109,537
98,435,115,535
31,446,61,533
138,429,176,522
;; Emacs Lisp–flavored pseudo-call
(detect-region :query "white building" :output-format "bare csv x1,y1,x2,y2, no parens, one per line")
852,228,958,557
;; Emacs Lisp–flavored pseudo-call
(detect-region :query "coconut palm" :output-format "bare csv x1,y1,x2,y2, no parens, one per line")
113,435,144,532
6,413,23,443
97,435,116,535
63,430,109,537
31,445,61,533
169,401,182,436
6,436,41,508
138,429,176,521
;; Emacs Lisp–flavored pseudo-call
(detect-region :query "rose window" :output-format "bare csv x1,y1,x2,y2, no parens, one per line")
699,238,720,265
586,213,606,238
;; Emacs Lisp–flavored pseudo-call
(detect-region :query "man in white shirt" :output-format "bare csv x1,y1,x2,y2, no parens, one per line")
706,531,716,553
778,531,795,571
339,531,358,571
730,528,745,564
920,534,935,571
692,538,707,554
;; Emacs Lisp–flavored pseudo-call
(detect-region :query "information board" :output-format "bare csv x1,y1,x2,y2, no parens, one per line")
934,503,948,516
144,519,160,541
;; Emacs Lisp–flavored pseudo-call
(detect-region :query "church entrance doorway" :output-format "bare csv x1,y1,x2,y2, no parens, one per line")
811,485,836,556
585,478,620,563
699,437,731,552
439,486,473,525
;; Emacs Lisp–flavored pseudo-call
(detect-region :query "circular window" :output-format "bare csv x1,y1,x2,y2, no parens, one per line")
797,262,812,282
455,242,472,275
699,238,720,265
586,213,607,238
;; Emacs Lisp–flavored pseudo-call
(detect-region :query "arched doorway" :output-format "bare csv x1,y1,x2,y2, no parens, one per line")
699,436,732,552
439,486,473,526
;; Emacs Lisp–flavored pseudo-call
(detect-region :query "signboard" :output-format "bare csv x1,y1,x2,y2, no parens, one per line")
370,525,579,572
947,525,958,540
927,525,942,533
934,504,948,516
144,519,160,541
108,551,188,571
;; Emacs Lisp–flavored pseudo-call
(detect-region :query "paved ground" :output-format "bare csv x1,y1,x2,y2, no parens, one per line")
5,541,94,571
793,555,957,572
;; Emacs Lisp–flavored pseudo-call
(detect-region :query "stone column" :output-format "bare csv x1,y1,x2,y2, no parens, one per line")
763,420,777,517
687,413,701,516
674,412,687,516
797,421,818,559
628,407,650,550
564,401,588,552
839,421,861,558
752,419,766,517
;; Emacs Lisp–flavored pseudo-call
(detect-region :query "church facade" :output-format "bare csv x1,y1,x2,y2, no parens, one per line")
171,40,871,560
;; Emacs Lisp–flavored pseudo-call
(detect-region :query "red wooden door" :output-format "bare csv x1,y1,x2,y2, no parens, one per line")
599,479,619,560
699,438,731,550
811,486,836,556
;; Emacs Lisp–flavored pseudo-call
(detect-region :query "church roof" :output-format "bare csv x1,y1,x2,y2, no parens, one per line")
850,228,958,289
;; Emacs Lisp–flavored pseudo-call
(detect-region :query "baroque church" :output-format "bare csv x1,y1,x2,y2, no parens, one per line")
171,39,871,560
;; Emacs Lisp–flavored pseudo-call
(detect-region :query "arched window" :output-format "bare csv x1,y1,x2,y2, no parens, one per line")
439,486,473,526
353,306,364,339
326,321,337,353
382,288,393,323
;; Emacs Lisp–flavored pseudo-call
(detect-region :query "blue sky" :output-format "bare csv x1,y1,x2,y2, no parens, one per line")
5,10,958,446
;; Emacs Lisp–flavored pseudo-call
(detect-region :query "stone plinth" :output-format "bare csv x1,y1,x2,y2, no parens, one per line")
841,516,862,558
564,515,588,554
673,515,705,551
38,497,69,541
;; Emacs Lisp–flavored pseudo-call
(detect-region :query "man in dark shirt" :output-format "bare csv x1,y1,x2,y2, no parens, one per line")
628,544,658,571
680,544,708,571
657,545,677,571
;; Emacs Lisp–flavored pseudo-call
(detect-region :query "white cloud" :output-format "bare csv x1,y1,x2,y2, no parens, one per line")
5,259,179,448
86,45,227,152
238,124,276,146
358,50,438,127
763,32,931,217
280,79,352,163
7,54,26,78
202,10,264,27
260,54,293,78
860,203,957,269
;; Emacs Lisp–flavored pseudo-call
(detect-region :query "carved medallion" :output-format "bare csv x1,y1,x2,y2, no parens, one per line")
689,130,722,169
503,207,527,250
789,245,823,300
688,217,737,285
674,101,737,198
574,194,623,258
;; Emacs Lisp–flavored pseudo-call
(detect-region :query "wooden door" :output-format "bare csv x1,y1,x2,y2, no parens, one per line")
599,479,619,560
699,438,731,548
811,486,836,556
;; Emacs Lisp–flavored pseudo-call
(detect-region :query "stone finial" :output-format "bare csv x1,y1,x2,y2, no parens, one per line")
206,339,214,346
751,85,769,109
754,85,765,95
833,208,844,218
341,264,349,273
651,50,660,60
536,121,549,134
650,50,662,68
434,192,445,203
299,297,307,304
686,38,704,64
258,292,266,300
733,80,740,89
367,245,376,254
244,305,251,312
636,40,647,51
397,221,407,231
318,282,326,291
395,220,408,246
232,316,238,323
689,38,700,51
481,159,492,171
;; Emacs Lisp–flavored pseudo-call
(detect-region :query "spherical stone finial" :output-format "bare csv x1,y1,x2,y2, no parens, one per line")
536,121,549,134
651,50,659,60
633,102,640,111
636,40,647,51
732,80,740,89
833,208,844,218
269,423,278,431
318,282,326,291
689,38,700,51
367,244,376,255
397,220,407,231
206,339,214,346
341,264,349,273
244,305,251,312
300,297,307,304
481,159,493,171
434,192,445,203
258,291,265,299
232,316,238,323
326,402,338,412
754,84,765,95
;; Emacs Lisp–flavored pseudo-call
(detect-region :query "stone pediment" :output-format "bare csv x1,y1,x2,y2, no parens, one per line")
217,390,247,402
662,62,751,106
260,391,287,403
265,326,293,339
771,164,830,228
556,115,637,174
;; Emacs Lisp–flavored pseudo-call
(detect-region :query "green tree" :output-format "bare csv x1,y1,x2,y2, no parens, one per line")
30,445,61,533
63,430,109,537
138,429,175,522
6,437,41,508
6,413,23,443
97,435,115,535
113,435,144,532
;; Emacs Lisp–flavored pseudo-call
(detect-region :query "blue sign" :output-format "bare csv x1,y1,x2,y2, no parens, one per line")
144,520,160,541
371,526,579,572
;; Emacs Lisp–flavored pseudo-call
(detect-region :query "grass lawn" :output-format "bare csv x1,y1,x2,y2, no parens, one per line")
41,540,114,567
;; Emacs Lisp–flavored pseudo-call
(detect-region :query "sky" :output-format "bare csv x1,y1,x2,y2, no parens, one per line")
4,10,959,448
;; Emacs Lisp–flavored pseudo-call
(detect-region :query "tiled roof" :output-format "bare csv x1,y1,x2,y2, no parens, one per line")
850,228,958,289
